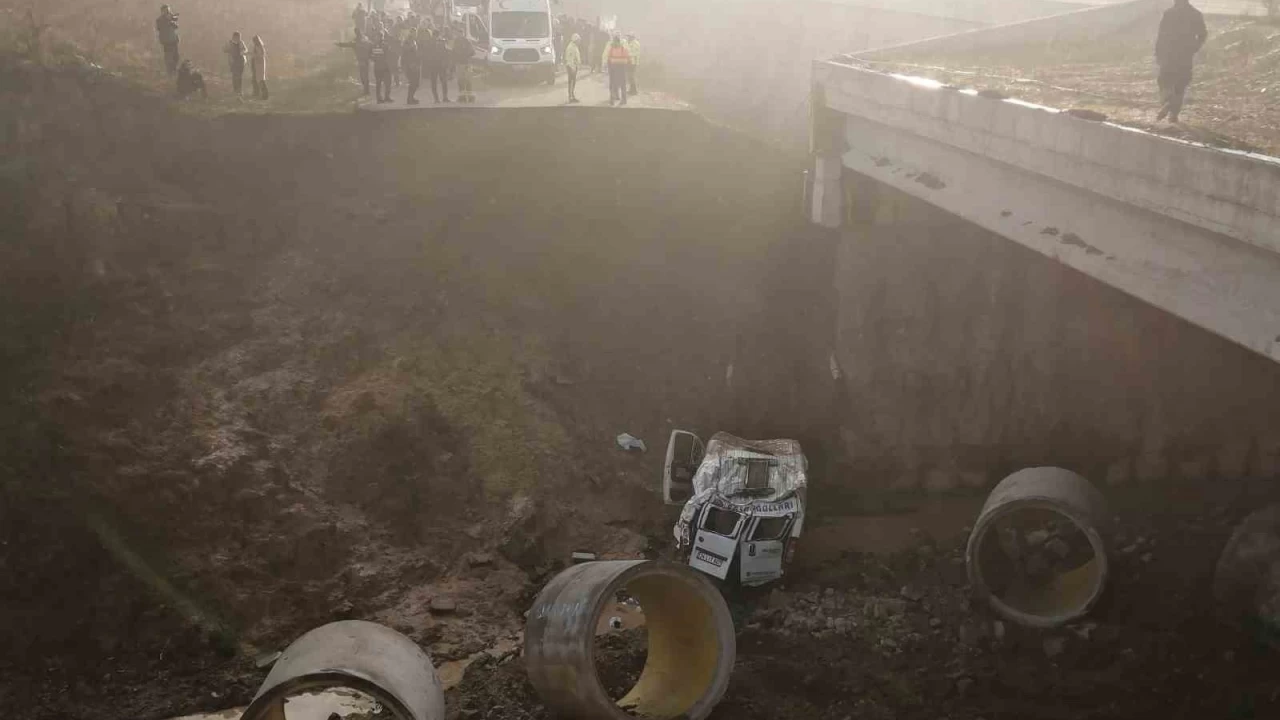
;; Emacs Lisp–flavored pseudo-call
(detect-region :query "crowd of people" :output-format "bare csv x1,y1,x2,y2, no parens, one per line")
155,4,269,101
556,15,640,106
340,3,477,104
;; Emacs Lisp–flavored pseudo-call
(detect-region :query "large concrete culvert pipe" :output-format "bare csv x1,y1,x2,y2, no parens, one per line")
967,467,1111,628
240,620,445,720
525,560,736,720
1214,504,1280,648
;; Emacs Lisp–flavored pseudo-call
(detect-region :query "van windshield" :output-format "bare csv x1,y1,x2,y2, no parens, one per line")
491,11,549,39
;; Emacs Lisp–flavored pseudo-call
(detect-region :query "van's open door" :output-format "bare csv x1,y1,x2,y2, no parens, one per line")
663,430,704,506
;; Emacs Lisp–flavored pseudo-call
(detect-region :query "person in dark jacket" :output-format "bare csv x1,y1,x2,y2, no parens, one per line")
155,4,180,75
451,29,476,103
225,31,248,96
337,29,373,95
176,59,206,98
423,29,450,102
371,30,393,103
1154,0,1208,123
403,28,422,104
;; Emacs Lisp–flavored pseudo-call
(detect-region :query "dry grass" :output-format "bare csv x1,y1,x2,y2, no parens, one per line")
875,16,1280,156
1,0,364,111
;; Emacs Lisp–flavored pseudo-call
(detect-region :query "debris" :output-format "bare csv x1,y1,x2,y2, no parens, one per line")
992,620,1006,642
1140,552,1153,564
900,585,925,602
955,676,974,695
254,650,282,669
608,617,624,630
929,617,942,629
616,433,647,452
1072,621,1098,640
466,552,495,568
571,551,597,563
430,597,458,614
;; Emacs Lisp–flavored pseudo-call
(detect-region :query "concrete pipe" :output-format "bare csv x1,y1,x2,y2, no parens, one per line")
525,560,736,720
1213,504,1280,648
966,467,1111,628
240,620,445,720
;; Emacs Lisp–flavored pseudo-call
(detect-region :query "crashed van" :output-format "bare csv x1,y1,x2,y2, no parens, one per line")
664,431,808,587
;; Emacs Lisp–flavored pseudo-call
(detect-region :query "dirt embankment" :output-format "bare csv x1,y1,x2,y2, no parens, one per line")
0,53,816,719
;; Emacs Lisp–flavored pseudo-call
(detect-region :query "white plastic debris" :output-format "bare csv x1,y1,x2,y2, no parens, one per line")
616,433,647,452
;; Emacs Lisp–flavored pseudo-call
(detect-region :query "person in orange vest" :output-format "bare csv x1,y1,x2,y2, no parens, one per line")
605,33,631,106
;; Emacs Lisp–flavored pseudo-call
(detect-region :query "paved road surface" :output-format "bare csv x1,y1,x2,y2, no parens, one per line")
358,65,689,112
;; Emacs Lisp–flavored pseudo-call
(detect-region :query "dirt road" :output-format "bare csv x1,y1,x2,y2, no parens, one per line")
360,65,689,111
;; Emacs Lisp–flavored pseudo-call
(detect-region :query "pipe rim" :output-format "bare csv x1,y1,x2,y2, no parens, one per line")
966,497,1110,628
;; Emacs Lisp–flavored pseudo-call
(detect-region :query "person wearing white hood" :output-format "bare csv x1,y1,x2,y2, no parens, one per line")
563,33,582,104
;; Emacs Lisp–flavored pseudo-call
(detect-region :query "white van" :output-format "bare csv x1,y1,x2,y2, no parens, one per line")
665,431,808,587
485,0,556,84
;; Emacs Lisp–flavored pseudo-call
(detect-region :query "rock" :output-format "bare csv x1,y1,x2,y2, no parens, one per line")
992,620,1006,642
1140,552,1154,564
871,598,908,618
571,551,597,563
464,524,485,540
1071,621,1098,640
900,585,925,602
929,617,942,629
1121,543,1139,554
955,676,974,695
824,587,835,596
1025,529,1050,547
834,617,852,633
1043,636,1066,658
1045,537,1071,559
767,589,792,610
430,597,458,614
466,552,495,568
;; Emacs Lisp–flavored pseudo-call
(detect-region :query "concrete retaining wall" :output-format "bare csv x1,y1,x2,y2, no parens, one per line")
831,174,1280,492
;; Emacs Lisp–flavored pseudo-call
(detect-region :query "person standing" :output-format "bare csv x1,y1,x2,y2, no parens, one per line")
424,29,449,102
563,33,582,103
155,4,180,76
624,33,640,95
251,35,269,100
353,2,368,35
1155,0,1208,123
337,29,373,96
387,24,403,88
403,28,422,105
225,31,249,96
605,33,631,106
451,29,476,103
372,31,393,103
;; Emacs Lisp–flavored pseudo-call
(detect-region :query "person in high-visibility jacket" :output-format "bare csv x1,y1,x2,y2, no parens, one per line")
624,34,640,96
563,33,582,104
605,33,632,106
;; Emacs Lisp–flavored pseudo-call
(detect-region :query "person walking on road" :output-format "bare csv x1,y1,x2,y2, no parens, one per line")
423,29,450,102
155,4,181,76
403,28,422,104
337,29,373,96
624,33,640,96
451,29,476,103
605,33,631,106
372,31,393,103
1155,0,1207,123
563,33,582,103
387,25,403,87
225,31,249,96
251,35,269,100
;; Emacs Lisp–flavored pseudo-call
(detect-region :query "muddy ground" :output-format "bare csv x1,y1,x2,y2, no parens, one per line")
454,480,1280,720
1,37,1279,720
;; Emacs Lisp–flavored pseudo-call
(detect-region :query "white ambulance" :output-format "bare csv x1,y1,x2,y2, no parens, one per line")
484,0,556,84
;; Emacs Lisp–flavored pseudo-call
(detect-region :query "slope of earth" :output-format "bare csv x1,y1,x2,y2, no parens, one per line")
0,52,814,720
870,15,1280,156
